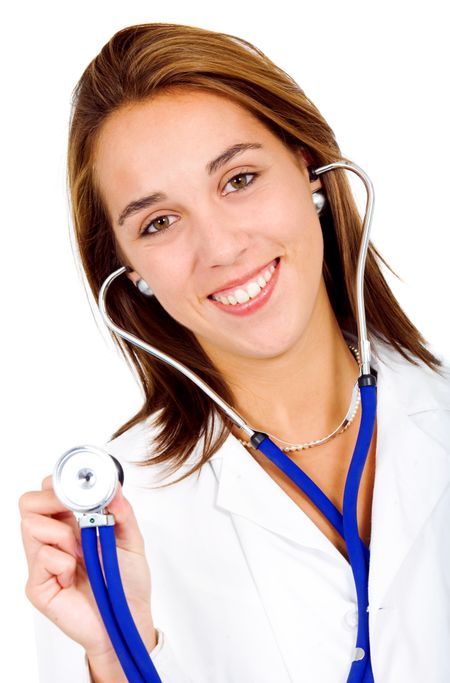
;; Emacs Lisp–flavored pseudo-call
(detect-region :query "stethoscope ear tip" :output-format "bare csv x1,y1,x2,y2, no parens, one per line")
308,166,318,181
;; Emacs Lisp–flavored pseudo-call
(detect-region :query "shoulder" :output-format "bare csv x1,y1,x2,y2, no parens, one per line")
373,338,450,454
372,339,450,413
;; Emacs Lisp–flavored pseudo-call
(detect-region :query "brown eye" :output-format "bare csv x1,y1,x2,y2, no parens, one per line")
142,214,177,237
224,172,257,194
154,216,170,229
230,174,248,189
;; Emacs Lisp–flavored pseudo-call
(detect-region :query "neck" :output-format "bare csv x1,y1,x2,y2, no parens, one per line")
202,286,359,446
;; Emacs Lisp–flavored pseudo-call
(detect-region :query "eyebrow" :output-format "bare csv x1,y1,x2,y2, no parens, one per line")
206,141,263,175
118,192,167,227
117,142,263,226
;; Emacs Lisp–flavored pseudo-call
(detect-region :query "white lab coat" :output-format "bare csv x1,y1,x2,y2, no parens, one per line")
32,340,450,682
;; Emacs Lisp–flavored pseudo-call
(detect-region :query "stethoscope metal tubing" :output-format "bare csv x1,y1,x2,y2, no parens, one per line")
313,160,375,376
99,271,255,439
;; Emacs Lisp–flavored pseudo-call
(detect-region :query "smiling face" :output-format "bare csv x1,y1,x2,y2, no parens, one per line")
93,89,331,366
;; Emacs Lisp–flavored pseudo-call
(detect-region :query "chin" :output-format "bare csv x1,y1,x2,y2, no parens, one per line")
196,288,319,363
225,327,310,361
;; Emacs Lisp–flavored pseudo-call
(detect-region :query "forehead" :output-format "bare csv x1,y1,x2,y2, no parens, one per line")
100,88,264,138
94,90,278,175
92,90,296,226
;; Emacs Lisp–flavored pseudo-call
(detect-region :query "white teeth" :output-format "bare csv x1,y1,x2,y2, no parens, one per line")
247,282,261,298
211,260,278,305
235,288,250,304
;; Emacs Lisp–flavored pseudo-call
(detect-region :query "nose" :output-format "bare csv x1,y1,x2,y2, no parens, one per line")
193,203,251,268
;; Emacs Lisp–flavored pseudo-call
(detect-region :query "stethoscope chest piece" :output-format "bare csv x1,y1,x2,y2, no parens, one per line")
53,445,124,513
53,446,161,681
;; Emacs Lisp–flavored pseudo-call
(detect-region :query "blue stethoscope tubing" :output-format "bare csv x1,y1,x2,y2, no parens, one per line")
93,159,377,682
81,523,162,682
252,380,377,683
344,383,377,683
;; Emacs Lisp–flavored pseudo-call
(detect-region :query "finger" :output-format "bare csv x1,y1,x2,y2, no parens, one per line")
21,512,82,569
37,478,76,525
41,475,53,490
19,493,78,539
26,544,78,608
106,485,146,555
19,488,75,519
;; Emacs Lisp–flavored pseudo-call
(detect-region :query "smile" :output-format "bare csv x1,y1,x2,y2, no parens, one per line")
208,257,281,316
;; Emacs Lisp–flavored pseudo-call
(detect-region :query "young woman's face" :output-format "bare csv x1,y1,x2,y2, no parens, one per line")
94,90,327,363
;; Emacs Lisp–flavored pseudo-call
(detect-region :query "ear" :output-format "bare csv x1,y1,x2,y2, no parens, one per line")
294,146,322,192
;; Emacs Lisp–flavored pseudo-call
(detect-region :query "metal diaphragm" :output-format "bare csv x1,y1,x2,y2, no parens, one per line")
53,445,121,513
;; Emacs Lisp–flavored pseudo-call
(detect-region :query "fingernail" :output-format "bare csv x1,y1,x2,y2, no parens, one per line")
59,575,71,589
76,542,83,559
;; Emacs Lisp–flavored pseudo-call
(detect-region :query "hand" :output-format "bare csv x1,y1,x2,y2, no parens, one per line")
19,475,157,662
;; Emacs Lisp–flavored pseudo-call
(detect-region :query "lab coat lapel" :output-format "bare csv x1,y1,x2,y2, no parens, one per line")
209,345,450,599
210,434,347,563
368,348,450,608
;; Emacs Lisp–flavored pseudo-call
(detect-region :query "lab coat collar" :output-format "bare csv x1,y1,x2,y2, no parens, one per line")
208,342,450,606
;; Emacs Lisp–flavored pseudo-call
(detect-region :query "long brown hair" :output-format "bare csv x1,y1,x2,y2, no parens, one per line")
68,23,440,484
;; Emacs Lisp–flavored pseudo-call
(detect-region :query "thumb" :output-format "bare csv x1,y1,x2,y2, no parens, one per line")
106,485,145,555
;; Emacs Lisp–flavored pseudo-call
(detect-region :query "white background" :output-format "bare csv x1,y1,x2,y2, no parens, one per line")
2,0,449,678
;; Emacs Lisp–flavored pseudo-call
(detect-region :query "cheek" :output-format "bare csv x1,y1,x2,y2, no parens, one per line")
276,194,325,310
296,222,324,302
258,178,319,239
296,216,324,266
272,187,324,267
143,249,196,325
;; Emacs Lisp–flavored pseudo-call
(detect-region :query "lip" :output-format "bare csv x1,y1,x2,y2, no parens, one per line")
208,257,281,317
207,257,279,298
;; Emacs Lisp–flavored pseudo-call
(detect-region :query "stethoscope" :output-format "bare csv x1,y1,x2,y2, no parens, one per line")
53,160,377,683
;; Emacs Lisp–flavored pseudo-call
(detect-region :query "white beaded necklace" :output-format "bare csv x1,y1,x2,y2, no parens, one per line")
236,345,361,453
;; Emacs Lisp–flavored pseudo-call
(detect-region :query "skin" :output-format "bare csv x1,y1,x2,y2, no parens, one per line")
94,89,360,441
18,90,375,680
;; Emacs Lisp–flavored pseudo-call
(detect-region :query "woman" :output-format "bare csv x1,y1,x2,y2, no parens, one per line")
19,22,450,683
